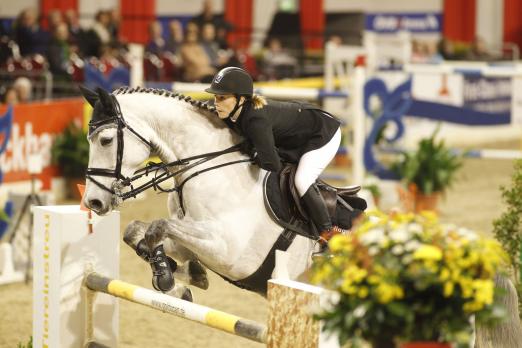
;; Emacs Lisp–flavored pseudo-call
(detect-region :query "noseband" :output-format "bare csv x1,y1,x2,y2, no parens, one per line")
86,94,251,214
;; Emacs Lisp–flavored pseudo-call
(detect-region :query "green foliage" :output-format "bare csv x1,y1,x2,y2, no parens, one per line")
392,128,463,195
364,183,381,200
493,160,522,314
51,122,89,178
17,336,32,348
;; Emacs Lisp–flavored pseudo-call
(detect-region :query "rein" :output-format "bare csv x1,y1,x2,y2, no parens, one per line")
119,145,251,215
85,94,252,215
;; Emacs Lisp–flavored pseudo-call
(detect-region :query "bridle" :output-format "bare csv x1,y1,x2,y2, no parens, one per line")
86,95,251,215
86,95,153,194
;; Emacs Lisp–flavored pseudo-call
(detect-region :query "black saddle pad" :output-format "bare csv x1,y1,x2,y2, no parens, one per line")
263,171,366,239
263,171,315,238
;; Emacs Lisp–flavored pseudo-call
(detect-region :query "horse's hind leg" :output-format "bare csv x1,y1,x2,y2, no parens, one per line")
124,220,209,293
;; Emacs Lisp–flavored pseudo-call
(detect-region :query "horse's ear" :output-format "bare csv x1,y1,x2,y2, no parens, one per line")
96,87,116,112
79,85,98,107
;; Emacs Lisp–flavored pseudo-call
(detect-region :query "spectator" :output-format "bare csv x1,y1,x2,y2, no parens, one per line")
466,36,493,61
13,8,48,56
180,22,216,82
107,8,121,43
64,10,82,53
64,10,99,57
411,39,427,63
326,35,343,47
437,38,458,60
47,22,72,80
145,21,166,56
92,10,112,48
201,22,228,68
424,41,443,63
13,77,32,103
165,20,184,55
192,0,232,49
47,10,63,33
261,37,297,80
3,86,19,105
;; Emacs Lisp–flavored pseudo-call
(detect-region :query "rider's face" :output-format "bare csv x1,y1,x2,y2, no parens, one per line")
214,94,237,119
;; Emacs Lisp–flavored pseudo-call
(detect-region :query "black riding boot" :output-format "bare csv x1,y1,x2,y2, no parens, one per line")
301,185,332,235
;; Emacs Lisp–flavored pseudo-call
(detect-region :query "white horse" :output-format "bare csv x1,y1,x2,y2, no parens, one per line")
80,86,522,346
81,86,362,299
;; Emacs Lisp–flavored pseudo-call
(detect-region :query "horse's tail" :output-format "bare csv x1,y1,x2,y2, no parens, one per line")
475,274,522,348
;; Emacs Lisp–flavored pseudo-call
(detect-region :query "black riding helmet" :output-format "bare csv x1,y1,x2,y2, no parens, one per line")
205,67,253,96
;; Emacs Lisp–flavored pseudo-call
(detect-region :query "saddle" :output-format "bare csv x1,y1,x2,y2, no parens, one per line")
263,163,367,240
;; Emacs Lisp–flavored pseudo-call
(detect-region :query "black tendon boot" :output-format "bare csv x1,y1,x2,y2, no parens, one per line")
301,185,332,236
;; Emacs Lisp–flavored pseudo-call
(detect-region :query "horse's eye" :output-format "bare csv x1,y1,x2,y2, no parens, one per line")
100,137,113,146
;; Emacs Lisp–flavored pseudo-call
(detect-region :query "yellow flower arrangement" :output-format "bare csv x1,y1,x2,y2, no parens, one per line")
312,210,509,347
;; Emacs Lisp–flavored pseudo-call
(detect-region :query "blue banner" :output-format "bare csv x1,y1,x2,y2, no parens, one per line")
462,76,511,114
365,13,442,33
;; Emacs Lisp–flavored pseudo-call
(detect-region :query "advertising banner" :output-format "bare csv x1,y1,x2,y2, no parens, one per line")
462,76,512,114
365,13,442,33
0,99,84,189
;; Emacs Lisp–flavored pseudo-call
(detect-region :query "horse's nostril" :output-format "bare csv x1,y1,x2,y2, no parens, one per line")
89,199,103,211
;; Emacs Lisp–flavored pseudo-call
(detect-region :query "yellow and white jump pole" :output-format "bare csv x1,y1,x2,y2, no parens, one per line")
85,272,267,344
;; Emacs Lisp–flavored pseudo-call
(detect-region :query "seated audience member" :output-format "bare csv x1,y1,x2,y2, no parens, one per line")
13,7,48,56
165,20,184,55
192,0,232,49
107,8,121,43
13,77,32,103
47,10,63,33
412,40,443,64
410,39,427,63
180,23,216,82
92,10,112,53
326,35,343,47
65,10,99,57
437,38,459,60
466,36,494,61
145,21,166,56
47,22,72,80
200,22,233,69
64,9,84,55
261,37,297,80
2,86,19,105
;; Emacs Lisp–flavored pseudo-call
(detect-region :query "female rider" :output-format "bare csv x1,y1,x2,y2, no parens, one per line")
205,67,343,239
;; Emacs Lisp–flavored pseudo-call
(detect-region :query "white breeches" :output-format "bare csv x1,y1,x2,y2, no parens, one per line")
295,127,341,197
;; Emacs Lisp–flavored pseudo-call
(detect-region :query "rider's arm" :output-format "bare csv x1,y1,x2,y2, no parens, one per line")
243,116,282,172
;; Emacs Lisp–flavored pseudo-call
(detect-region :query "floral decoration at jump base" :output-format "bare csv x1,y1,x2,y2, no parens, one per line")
311,210,508,348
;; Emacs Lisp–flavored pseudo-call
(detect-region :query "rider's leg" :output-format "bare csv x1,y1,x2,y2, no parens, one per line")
295,128,341,235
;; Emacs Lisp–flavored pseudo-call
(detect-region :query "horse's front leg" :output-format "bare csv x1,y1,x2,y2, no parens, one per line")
145,218,229,291
124,220,209,294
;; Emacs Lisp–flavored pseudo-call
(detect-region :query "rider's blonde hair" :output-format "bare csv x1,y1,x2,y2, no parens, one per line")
251,94,267,109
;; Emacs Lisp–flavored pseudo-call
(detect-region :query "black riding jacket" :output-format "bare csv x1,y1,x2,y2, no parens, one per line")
224,99,340,172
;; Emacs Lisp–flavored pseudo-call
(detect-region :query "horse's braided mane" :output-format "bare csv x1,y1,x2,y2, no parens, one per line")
112,86,217,115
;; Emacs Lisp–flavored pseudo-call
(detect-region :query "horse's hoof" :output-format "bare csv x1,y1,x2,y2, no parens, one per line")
150,244,175,292
189,260,209,290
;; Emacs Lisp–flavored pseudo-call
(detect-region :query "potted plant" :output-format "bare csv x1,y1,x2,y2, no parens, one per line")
311,210,508,348
493,159,522,314
51,121,89,199
391,128,462,212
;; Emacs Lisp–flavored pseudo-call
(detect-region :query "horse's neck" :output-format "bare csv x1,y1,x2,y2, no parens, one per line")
119,93,235,162
119,93,256,220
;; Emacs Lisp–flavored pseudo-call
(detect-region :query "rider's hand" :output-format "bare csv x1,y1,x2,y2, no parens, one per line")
239,141,257,159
